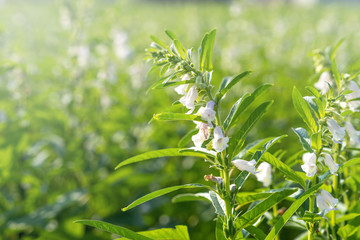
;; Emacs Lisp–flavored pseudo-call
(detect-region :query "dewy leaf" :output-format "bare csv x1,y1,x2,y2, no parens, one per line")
209,191,226,217
264,182,327,240
216,71,252,101
229,101,273,157
292,127,313,153
115,148,209,169
138,225,190,240
122,184,212,211
236,188,297,230
224,84,273,131
152,113,204,122
74,220,153,240
261,152,306,189
292,86,318,133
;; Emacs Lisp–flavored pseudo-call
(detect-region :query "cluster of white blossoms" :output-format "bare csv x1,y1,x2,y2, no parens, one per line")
301,152,340,177
175,74,229,153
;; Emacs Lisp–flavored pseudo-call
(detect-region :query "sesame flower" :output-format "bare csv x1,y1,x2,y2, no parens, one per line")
316,190,338,215
301,152,317,177
213,126,229,152
327,119,345,144
232,159,256,174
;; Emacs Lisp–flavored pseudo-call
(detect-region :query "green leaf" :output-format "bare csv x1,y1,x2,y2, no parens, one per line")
223,93,252,131
292,127,312,153
178,128,198,147
224,84,272,131
199,29,216,72
147,72,180,93
204,29,216,71
335,213,360,224
216,71,252,101
311,131,322,153
171,192,211,203
165,30,178,40
209,191,226,217
150,35,168,49
332,59,341,90
264,182,326,240
236,188,297,230
216,217,227,240
305,86,320,98
261,152,306,189
303,96,320,119
74,220,152,240
138,225,190,240
229,101,273,157
337,216,360,239
342,158,360,168
122,184,211,211
236,192,272,207
330,38,344,60
152,113,204,122
298,211,323,223
245,226,266,240
174,39,187,60
115,148,209,169
292,86,318,133
152,79,194,90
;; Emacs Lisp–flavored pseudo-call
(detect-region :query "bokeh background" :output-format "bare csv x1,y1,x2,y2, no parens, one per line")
0,0,359,239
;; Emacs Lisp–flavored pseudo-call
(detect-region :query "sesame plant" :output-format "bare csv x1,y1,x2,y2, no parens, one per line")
75,31,360,240
74,30,302,239
289,43,360,240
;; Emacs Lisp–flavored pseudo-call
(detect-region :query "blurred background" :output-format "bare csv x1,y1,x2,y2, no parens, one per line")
0,0,359,239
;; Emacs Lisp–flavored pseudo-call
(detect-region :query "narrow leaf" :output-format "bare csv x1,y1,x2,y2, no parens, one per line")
165,30,178,40
229,101,273,157
245,226,266,240
178,128,198,147
292,87,318,133
205,29,216,71
216,71,252,101
261,152,306,188
171,193,211,203
311,131,322,153
236,192,272,207
150,35,168,49
209,191,226,217
152,113,204,122
74,220,152,240
138,225,190,240
292,127,312,153
115,148,209,169
236,188,297,230
122,184,211,211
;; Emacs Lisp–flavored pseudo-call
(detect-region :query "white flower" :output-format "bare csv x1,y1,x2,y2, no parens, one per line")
179,86,198,114
345,81,360,110
345,122,360,146
174,74,192,95
322,153,339,176
232,159,257,174
314,72,332,94
197,101,216,124
255,162,272,187
301,152,317,177
327,119,345,144
175,84,188,95
213,126,229,152
316,190,338,215
192,122,211,148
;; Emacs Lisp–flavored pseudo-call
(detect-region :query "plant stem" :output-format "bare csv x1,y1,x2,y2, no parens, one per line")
308,177,316,240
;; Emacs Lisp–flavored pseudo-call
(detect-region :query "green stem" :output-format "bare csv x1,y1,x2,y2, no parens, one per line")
308,177,317,240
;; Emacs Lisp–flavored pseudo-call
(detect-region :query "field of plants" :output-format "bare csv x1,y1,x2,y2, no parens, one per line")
1,0,360,239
